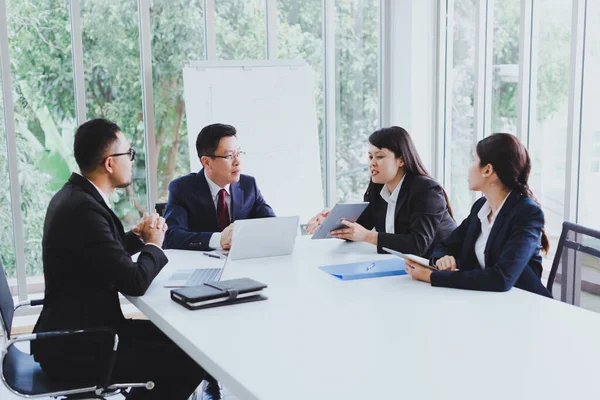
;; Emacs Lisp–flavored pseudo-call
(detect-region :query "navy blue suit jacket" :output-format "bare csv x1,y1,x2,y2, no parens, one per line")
430,191,552,297
164,169,275,250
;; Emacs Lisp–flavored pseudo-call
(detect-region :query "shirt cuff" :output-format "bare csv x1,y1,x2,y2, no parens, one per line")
209,233,222,250
145,242,166,255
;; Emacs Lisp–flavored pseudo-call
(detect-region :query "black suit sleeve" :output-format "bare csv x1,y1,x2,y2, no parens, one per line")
249,177,276,218
376,183,448,256
77,206,168,296
356,202,375,230
430,204,544,292
164,180,212,251
124,231,145,255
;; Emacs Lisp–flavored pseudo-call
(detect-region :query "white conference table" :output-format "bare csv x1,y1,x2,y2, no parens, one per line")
127,237,600,400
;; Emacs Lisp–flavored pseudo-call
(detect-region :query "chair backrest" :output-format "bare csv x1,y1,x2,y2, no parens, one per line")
547,221,600,306
0,258,14,339
155,202,167,217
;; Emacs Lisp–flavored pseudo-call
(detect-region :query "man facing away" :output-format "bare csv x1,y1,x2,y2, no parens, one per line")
31,118,205,400
164,123,275,399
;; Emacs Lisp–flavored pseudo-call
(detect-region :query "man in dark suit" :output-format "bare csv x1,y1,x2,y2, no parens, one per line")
32,118,205,400
164,123,275,252
164,123,275,399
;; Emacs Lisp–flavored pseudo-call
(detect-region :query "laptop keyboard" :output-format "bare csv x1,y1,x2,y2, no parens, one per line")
187,268,222,286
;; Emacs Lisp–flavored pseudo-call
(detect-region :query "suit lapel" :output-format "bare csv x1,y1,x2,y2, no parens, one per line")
394,172,413,219
483,191,522,266
196,170,219,228
230,182,242,222
68,173,126,242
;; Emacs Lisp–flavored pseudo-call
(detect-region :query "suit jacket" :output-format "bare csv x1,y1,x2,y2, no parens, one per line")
430,191,552,297
356,173,456,257
164,169,275,251
31,173,168,363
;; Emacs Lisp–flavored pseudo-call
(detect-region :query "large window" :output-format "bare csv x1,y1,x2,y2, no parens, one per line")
6,0,77,279
335,0,379,203
578,0,600,310
528,0,572,264
490,0,520,133
82,0,147,228
151,0,205,202
448,0,477,222
277,0,325,189
216,0,266,60
0,0,384,300
0,65,15,279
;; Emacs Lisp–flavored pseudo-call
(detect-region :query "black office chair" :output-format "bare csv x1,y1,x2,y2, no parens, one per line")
547,221,600,306
0,259,154,399
155,202,167,217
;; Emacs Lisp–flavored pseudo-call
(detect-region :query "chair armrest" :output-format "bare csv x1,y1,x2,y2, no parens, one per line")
13,298,44,313
2,327,119,390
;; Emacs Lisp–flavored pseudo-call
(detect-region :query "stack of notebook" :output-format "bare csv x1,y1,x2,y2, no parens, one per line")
171,278,267,310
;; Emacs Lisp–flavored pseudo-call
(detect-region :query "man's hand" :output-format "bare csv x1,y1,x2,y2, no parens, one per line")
306,208,331,234
141,212,167,247
131,212,148,238
220,224,234,250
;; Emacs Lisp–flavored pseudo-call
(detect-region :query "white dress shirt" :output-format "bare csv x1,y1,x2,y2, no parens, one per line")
81,173,164,253
205,170,232,249
379,174,406,234
474,192,511,269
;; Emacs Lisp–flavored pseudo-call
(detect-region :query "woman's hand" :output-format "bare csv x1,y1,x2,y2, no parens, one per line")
435,256,457,271
405,259,433,283
306,208,331,234
330,220,377,245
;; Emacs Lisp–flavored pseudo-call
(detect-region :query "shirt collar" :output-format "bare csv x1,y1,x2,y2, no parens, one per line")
380,174,405,204
204,170,231,199
80,173,111,208
477,191,512,226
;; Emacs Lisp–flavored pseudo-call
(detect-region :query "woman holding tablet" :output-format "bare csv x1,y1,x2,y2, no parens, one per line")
405,133,552,297
307,126,456,257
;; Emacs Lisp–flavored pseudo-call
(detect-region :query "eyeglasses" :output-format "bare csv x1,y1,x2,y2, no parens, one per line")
207,151,246,161
100,148,136,164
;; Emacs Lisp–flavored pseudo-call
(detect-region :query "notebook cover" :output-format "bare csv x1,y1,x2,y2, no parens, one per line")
170,277,267,303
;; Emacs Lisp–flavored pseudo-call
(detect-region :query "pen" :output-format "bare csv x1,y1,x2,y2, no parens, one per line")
366,262,376,272
203,252,221,259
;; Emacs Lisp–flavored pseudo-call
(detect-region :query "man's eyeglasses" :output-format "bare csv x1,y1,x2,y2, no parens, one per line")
100,148,136,164
207,151,246,161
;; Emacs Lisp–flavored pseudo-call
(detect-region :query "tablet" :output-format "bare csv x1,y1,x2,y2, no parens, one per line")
311,202,369,239
382,247,439,271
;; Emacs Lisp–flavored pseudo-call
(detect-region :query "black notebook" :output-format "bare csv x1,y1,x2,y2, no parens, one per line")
170,278,268,310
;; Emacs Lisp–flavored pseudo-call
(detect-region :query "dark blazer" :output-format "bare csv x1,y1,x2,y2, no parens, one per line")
32,173,168,362
430,191,552,297
164,169,276,251
356,172,456,257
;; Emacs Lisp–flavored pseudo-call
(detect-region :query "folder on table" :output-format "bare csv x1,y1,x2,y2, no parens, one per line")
319,258,407,280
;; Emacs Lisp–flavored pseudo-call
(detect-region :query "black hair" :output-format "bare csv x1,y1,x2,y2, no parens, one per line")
366,126,454,219
196,123,237,159
74,118,121,173
477,133,549,253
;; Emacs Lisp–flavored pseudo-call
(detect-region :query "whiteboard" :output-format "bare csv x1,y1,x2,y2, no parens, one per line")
182,60,324,223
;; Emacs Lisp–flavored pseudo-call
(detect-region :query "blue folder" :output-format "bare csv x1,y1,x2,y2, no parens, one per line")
319,258,407,280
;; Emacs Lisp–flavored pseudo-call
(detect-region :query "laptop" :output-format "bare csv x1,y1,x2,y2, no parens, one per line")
227,216,299,261
164,255,230,288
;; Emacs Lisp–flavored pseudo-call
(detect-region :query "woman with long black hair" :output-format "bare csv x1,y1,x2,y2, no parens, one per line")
307,126,456,257
405,133,552,297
